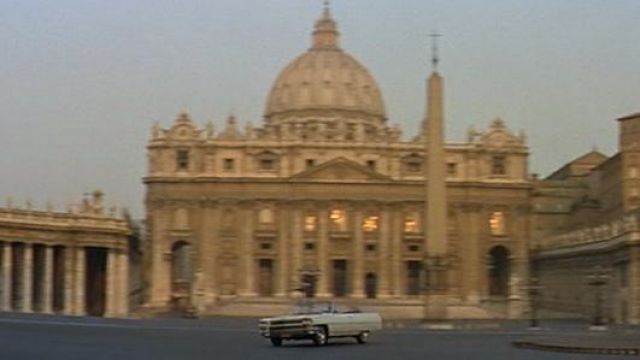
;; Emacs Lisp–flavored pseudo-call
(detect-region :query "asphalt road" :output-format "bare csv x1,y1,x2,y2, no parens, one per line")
0,313,635,360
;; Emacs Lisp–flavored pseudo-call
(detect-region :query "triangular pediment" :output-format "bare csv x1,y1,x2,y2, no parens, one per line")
290,157,391,182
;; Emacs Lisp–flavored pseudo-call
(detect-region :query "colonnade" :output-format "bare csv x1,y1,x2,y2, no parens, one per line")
0,241,128,317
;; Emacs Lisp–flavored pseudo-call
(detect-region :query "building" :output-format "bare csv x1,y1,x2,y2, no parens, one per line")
144,5,533,319
533,113,640,324
0,191,130,317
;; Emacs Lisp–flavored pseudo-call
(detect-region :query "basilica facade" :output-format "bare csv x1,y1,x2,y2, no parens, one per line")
144,6,532,318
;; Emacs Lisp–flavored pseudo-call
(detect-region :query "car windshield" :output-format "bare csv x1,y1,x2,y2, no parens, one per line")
291,302,361,314
292,302,335,315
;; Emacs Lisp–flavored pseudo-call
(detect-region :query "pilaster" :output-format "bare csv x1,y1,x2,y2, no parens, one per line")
240,207,256,296
276,206,289,297
377,207,391,298
290,208,303,296
351,210,365,298
391,209,403,297
316,208,330,297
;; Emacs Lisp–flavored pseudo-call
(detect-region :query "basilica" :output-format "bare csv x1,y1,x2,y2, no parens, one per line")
143,5,532,319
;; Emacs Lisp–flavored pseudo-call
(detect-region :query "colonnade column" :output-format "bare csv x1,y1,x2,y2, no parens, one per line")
276,206,289,297
352,211,365,298
377,207,391,298
42,246,53,313
117,250,129,316
105,249,117,317
73,247,85,316
240,207,256,296
22,243,33,312
316,208,330,297
63,247,73,314
2,243,12,311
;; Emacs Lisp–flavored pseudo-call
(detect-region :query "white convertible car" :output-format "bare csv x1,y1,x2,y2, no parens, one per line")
259,303,382,347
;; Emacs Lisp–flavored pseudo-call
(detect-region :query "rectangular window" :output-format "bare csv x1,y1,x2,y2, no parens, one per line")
223,158,235,172
366,160,377,171
447,162,457,176
259,158,274,170
176,150,189,171
406,261,422,296
306,159,316,169
491,155,506,175
406,161,421,173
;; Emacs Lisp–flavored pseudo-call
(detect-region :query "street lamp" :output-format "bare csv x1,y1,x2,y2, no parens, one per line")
296,266,320,299
586,265,610,330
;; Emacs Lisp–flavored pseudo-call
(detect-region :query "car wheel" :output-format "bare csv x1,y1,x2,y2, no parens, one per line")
270,338,283,347
356,331,369,344
312,326,328,346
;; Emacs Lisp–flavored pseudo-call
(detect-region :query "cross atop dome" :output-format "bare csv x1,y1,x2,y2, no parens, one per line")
323,0,331,18
312,0,340,50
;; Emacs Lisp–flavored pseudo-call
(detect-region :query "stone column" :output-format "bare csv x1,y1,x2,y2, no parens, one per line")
352,210,365,298
276,206,289,297
316,208,330,297
74,247,85,316
105,249,117,317
42,246,53,313
290,208,303,296
117,250,129,316
391,210,403,297
240,207,256,296
63,247,73,314
2,243,12,311
378,207,391,298
22,243,33,312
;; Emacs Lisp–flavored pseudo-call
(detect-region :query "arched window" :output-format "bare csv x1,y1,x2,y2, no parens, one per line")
362,215,379,232
171,241,192,295
489,211,506,236
304,214,317,232
404,212,420,233
329,209,348,231
258,208,275,225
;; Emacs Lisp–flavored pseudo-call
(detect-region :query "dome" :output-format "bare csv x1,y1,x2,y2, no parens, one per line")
265,5,386,121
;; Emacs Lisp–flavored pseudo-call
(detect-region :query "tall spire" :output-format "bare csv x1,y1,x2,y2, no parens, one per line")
312,0,340,50
424,54,445,255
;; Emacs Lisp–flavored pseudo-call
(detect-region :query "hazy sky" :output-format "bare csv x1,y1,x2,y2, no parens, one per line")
1,0,638,218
